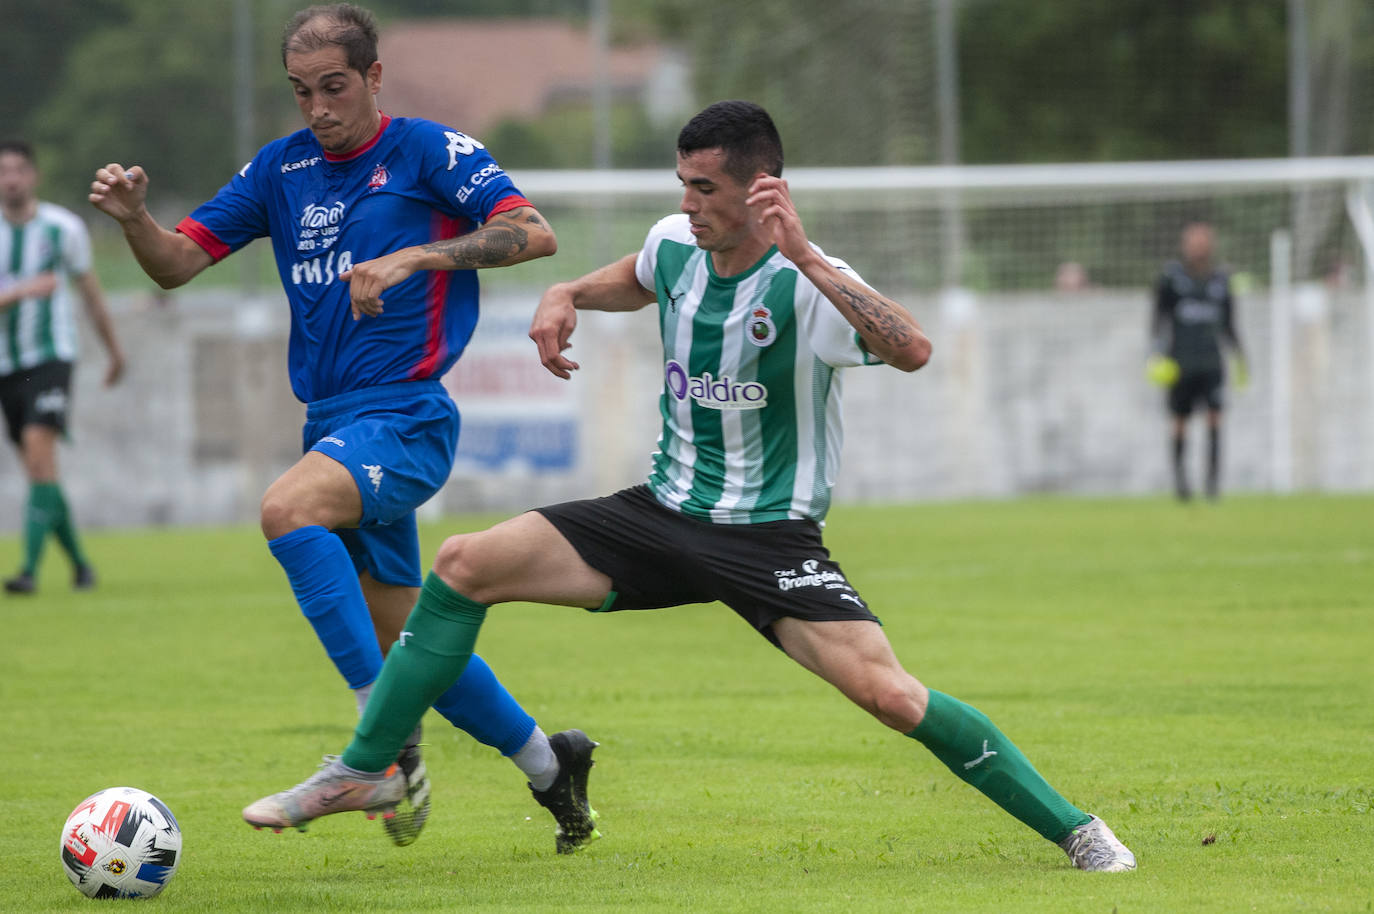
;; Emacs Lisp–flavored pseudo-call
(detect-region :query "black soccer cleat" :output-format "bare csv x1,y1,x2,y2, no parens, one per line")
529,729,601,854
73,565,96,591
3,572,35,595
381,742,432,847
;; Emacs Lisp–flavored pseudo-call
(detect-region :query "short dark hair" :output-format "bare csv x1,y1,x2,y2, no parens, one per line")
0,139,36,165
281,3,379,75
677,100,784,185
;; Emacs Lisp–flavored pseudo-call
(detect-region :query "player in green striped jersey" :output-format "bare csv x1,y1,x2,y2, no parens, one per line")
250,102,1135,871
1,140,125,595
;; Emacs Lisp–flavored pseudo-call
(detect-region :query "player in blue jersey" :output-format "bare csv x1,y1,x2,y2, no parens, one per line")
89,3,598,852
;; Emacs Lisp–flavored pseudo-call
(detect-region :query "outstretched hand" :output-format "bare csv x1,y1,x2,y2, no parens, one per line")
89,164,149,223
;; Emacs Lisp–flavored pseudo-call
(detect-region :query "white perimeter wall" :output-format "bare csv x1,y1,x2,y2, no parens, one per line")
1,283,1369,533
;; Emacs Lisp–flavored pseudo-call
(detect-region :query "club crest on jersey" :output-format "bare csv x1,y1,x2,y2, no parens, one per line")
664,359,768,410
368,163,390,191
746,306,777,347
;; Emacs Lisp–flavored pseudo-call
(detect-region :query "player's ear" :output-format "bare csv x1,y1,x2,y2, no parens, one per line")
367,61,382,95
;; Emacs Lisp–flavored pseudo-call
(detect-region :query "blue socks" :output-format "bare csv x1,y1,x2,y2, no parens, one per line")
433,654,537,756
269,526,535,757
269,525,382,689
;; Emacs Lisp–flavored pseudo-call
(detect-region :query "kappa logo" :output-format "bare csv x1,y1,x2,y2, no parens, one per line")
362,463,384,492
280,156,320,174
320,436,345,448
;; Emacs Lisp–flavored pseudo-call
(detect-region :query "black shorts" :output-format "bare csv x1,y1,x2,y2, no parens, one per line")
535,485,881,648
0,360,73,445
1168,368,1224,417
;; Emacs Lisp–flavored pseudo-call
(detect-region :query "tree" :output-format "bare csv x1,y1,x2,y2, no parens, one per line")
28,0,293,213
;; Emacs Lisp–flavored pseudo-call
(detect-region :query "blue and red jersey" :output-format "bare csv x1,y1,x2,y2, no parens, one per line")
179,115,528,403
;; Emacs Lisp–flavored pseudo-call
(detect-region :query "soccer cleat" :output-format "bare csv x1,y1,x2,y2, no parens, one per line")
1059,814,1137,872
3,572,35,595
73,565,96,591
381,742,432,847
529,729,601,854
242,755,404,833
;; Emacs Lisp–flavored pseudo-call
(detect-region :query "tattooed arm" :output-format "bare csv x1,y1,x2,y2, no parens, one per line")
746,175,930,371
340,205,557,320
812,267,931,372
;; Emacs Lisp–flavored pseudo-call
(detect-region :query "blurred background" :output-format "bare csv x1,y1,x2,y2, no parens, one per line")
5,0,1374,529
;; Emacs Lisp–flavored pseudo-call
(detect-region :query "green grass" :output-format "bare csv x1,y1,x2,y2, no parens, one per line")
2,494,1371,912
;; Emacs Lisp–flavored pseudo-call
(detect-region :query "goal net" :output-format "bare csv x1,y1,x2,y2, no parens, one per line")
450,158,1374,505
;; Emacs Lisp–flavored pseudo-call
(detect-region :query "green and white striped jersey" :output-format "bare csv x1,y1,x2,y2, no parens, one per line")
634,214,884,525
0,201,92,376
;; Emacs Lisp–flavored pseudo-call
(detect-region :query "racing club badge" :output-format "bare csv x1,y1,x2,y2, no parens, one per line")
368,164,390,191
746,306,777,347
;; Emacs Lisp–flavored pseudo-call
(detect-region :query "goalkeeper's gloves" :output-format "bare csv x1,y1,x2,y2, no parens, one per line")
1232,358,1250,391
1145,354,1180,388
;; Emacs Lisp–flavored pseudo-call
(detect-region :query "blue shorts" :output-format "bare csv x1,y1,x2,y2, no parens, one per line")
302,380,459,587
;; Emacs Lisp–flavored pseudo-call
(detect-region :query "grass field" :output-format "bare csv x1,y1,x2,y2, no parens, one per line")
2,494,1371,913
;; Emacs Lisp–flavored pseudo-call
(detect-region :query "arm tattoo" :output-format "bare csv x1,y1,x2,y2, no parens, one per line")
421,220,529,268
826,277,914,349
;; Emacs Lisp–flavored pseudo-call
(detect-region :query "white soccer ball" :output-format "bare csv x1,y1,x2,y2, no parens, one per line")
59,787,182,899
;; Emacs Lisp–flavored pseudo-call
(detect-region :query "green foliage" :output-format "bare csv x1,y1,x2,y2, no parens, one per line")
0,0,127,150
486,101,679,169
26,0,295,213
664,0,933,166
959,0,1289,163
2,494,1372,912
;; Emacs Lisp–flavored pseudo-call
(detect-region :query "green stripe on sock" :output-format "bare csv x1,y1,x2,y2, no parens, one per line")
45,483,88,568
342,573,488,772
21,483,56,575
908,690,1092,843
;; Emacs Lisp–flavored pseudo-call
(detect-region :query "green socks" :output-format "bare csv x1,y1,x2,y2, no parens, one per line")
908,690,1092,843
22,482,88,575
341,573,487,772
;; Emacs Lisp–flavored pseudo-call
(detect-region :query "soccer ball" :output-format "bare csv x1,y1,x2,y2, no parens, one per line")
59,787,182,899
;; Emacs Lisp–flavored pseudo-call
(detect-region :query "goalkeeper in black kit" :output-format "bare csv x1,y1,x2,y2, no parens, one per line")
1148,222,1248,501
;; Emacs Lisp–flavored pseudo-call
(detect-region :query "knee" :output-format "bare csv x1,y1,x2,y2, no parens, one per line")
432,533,484,596
260,488,309,540
867,677,926,733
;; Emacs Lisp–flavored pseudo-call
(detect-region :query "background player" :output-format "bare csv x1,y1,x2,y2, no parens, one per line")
88,3,596,852
1149,221,1248,501
1,139,125,595
244,100,1137,873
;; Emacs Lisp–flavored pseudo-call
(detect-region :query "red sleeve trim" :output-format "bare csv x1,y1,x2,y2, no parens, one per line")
485,194,531,220
176,217,231,263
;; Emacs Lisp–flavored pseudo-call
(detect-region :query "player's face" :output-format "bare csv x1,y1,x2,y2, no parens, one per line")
0,152,39,211
1181,224,1214,266
677,148,756,253
285,46,382,155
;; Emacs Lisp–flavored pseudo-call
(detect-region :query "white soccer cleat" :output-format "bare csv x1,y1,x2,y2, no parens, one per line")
243,755,404,833
1059,814,1137,872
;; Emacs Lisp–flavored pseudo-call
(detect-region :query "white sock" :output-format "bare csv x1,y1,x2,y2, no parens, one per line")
510,727,559,791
